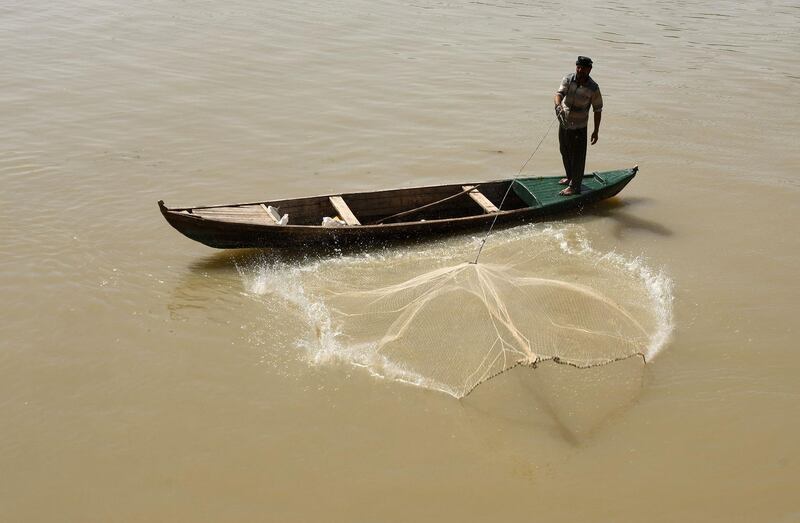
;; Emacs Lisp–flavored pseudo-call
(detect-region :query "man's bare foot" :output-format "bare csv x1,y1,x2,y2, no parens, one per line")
559,187,580,196
558,178,569,185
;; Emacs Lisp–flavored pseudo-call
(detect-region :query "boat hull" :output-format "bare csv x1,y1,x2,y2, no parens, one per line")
159,168,636,250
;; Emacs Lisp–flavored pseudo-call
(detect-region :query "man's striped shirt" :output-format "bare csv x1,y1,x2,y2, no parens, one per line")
556,73,603,130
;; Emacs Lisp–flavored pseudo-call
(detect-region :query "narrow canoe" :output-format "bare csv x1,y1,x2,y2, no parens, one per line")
158,166,637,249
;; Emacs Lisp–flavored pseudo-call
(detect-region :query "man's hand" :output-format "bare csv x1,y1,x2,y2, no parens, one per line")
555,105,568,128
591,111,601,144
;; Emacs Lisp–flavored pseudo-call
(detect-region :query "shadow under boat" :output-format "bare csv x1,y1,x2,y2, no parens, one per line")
584,196,674,238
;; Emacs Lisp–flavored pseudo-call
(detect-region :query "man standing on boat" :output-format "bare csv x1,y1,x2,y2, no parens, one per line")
554,56,603,196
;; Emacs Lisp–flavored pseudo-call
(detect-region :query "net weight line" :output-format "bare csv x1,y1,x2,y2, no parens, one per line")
472,116,557,264
461,352,647,398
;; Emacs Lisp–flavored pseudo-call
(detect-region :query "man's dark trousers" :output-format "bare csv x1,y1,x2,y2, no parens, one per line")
558,126,587,192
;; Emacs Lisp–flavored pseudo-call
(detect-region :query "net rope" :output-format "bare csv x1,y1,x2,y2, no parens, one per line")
473,116,557,263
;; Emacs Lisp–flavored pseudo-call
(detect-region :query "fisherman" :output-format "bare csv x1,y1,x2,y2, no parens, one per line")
554,56,603,196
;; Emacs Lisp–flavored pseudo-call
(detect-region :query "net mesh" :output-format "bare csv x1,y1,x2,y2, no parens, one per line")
323,263,650,397
259,225,673,398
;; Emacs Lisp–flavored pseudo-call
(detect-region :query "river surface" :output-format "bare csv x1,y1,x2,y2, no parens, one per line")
2,1,799,521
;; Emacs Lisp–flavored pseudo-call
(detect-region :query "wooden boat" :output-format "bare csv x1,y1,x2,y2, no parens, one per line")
158,166,637,249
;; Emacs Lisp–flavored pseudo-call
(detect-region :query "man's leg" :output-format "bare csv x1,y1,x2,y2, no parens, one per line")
568,127,588,192
558,126,572,184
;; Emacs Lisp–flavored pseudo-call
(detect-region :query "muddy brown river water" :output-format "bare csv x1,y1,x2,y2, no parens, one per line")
2,1,799,521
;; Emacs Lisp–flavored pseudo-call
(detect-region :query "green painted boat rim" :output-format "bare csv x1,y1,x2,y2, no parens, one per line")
511,167,637,209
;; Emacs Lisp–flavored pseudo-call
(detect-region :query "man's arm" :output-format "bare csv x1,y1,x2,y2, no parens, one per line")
554,76,569,111
591,111,601,144
590,89,603,144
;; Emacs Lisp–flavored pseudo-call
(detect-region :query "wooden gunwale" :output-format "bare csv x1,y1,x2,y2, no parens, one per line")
162,178,512,212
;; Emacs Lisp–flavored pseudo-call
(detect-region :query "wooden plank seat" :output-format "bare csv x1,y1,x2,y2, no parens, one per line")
328,196,361,225
462,185,499,214
190,204,281,225
260,203,282,224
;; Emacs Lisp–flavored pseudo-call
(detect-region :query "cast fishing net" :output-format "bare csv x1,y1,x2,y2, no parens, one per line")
240,123,671,398
241,225,673,398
